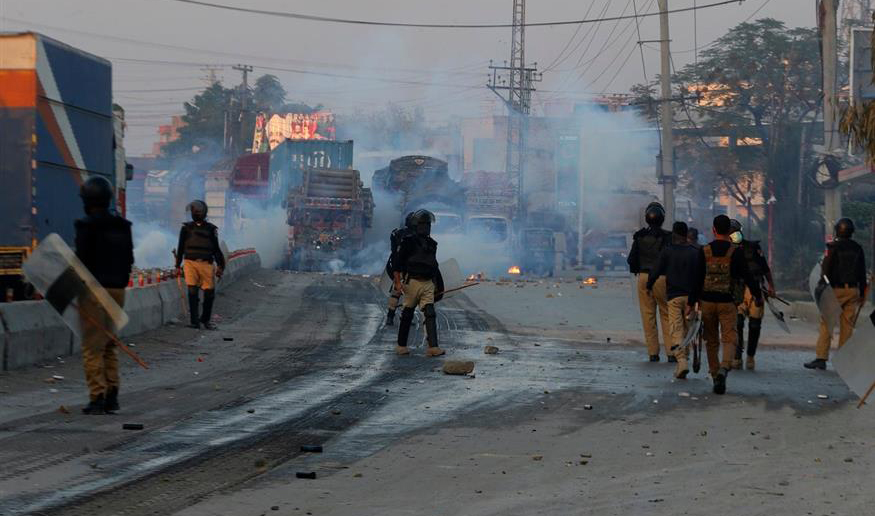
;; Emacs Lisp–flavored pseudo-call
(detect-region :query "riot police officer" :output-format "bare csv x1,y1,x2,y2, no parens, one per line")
805,218,867,370
394,209,445,357
75,176,134,415
175,200,225,330
385,212,415,326
627,202,673,361
729,219,775,371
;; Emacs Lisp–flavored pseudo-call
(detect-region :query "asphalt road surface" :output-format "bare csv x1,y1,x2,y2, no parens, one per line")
0,270,871,516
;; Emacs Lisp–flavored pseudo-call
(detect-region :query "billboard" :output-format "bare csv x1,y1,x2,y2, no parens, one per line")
252,112,336,153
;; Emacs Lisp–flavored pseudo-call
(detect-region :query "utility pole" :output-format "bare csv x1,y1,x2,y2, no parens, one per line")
657,0,675,224
487,0,542,220
232,64,253,156
200,65,222,86
822,0,842,238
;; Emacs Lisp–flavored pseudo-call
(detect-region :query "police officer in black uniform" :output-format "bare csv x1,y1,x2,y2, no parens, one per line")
75,176,134,414
175,200,225,330
385,212,415,326
394,209,445,357
806,218,867,370
628,202,673,361
729,219,776,371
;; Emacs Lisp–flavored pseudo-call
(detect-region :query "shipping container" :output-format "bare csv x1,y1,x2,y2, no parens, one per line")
0,32,114,293
268,140,354,201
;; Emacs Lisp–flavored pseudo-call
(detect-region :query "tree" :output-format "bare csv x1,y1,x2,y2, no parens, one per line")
162,82,234,159
632,19,824,286
253,74,286,114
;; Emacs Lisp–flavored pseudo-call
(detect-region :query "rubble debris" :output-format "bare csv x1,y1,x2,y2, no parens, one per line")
271,506,280,511
817,394,829,400
532,455,543,461
296,472,317,479
331,409,342,415
52,375,65,381
678,392,691,398
223,337,234,342
443,361,475,375
301,445,323,453
484,346,500,355
353,473,363,478
58,405,70,414
844,457,854,463
122,423,144,430
584,404,593,410
247,409,255,414
254,458,267,468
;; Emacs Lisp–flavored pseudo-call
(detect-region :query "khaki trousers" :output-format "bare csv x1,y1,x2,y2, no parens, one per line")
636,274,671,356
667,296,689,360
738,286,764,319
79,288,126,401
402,277,435,310
701,301,737,376
183,259,215,290
815,287,863,360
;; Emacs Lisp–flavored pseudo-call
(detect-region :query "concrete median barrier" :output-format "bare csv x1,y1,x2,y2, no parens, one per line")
0,301,74,371
2,251,261,371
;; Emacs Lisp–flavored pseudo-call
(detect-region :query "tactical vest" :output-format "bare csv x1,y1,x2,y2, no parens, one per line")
405,236,439,279
637,230,664,271
742,241,764,279
828,240,863,286
703,243,738,296
183,222,217,261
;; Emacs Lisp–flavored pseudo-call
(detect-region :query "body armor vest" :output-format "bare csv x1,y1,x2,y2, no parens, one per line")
183,222,217,261
827,240,863,286
703,244,737,295
637,230,665,271
405,236,438,279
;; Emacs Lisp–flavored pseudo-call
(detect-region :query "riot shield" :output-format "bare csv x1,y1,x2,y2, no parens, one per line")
22,233,129,335
379,267,394,296
766,297,791,334
809,262,841,332
833,313,875,407
438,258,465,299
679,311,702,350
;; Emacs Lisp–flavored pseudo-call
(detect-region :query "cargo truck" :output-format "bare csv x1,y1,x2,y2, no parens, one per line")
372,155,467,220
0,33,119,299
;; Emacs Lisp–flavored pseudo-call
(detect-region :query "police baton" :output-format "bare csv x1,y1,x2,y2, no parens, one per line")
436,282,480,300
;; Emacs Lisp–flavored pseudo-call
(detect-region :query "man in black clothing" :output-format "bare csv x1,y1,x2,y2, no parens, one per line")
75,176,135,415
648,221,701,379
384,212,415,326
693,215,762,394
627,202,673,362
687,227,702,249
175,200,225,330
394,209,445,357
806,218,867,370
728,219,776,371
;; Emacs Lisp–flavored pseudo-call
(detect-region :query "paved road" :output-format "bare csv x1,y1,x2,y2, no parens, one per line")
0,270,870,516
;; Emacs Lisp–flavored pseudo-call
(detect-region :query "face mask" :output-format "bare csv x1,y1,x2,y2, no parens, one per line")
730,231,743,244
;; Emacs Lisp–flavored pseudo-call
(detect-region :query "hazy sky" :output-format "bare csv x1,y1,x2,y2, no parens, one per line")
1,0,814,154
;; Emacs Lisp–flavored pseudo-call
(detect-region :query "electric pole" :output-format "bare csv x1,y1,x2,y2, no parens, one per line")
657,0,675,224
487,0,542,220
232,64,253,155
821,0,842,237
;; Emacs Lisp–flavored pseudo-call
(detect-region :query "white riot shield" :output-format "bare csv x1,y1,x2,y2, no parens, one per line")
833,313,875,407
438,258,465,299
766,297,792,334
379,268,394,296
679,311,702,350
809,262,842,332
22,233,129,335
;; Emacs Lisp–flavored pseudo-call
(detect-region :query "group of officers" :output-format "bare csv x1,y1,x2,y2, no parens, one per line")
628,201,867,394
75,176,225,415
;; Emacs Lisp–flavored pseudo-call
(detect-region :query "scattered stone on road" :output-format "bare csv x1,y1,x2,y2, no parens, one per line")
443,361,475,375
484,345,500,355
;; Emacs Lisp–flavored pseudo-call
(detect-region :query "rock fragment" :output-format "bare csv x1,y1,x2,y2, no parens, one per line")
443,361,475,375
484,346,500,355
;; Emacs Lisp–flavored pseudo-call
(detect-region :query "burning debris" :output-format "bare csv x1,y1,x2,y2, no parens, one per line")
507,266,521,275
580,276,599,288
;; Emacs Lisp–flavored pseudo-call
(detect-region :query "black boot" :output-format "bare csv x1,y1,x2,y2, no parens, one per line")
82,394,106,415
667,355,677,363
713,368,728,395
649,355,660,362
386,309,396,326
423,304,445,356
188,287,200,329
804,358,827,370
200,289,217,330
396,307,414,354
747,317,762,357
735,314,746,360
105,387,120,413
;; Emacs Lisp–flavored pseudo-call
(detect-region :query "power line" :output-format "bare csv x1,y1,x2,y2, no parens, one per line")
166,0,747,29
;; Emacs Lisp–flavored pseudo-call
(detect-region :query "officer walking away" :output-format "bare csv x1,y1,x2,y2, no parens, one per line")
627,202,673,362
687,227,702,249
647,221,701,379
175,200,225,330
75,176,134,415
394,209,445,357
693,215,762,394
385,212,415,326
805,218,867,370
729,219,775,371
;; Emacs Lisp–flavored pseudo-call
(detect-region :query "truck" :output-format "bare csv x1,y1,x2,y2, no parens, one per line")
459,171,516,275
0,33,120,299
372,156,467,226
579,190,657,271
286,167,374,271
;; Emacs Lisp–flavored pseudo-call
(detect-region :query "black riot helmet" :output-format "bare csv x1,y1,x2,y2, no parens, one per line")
188,200,208,222
644,202,666,228
411,209,435,236
404,211,416,229
80,175,113,211
729,219,742,234
835,218,855,238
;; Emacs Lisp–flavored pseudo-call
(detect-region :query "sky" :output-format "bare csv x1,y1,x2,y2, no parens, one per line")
0,0,815,155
